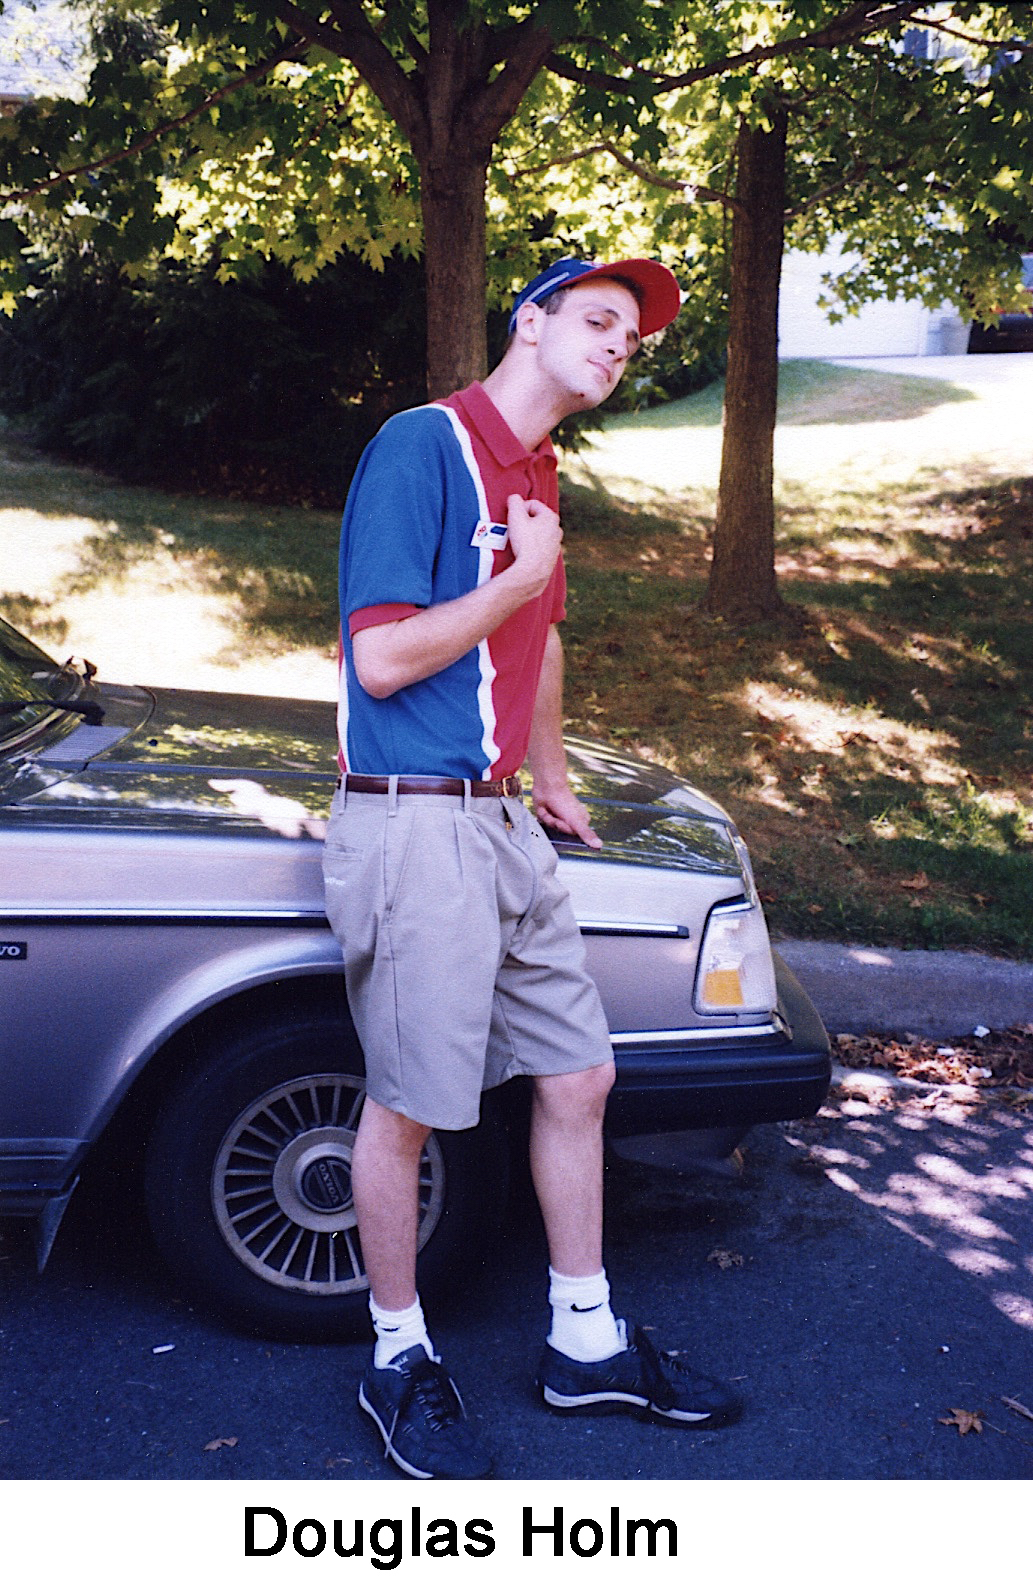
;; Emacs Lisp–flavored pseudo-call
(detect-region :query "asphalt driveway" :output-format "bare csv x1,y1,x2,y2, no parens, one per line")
831,350,1033,390
3,1069,1032,1484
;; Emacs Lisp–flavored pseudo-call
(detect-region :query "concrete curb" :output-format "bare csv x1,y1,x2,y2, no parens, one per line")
775,939,1033,1040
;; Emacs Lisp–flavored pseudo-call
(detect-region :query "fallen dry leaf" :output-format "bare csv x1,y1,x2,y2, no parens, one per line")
789,1149,829,1172
832,1027,1033,1088
939,1408,983,1436
1002,1397,1033,1424
901,872,930,891
203,1436,239,1452
707,1248,745,1270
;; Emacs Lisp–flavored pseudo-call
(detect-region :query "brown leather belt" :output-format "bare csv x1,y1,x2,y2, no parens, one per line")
343,773,523,799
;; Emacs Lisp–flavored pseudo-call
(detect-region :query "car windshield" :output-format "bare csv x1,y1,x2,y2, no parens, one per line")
0,616,88,750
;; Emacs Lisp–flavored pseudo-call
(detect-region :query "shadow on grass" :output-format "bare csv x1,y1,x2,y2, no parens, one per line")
0,436,341,652
561,473,1033,957
0,592,70,650
3,432,1030,956
560,479,711,554
606,359,977,433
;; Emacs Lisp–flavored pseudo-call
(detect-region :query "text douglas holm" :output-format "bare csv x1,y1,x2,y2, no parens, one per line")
244,1504,679,1566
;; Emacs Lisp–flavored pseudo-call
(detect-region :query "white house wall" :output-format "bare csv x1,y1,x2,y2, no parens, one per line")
778,244,967,358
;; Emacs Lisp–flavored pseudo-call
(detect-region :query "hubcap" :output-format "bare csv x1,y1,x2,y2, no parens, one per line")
212,1073,445,1294
301,1151,353,1214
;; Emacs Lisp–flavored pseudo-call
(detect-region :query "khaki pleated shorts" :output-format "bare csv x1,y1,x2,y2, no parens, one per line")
322,784,613,1130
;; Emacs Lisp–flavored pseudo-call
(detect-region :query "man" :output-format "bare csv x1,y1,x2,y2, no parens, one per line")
323,256,741,1479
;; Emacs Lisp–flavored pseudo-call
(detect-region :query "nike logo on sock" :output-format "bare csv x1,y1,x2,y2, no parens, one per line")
570,1302,603,1313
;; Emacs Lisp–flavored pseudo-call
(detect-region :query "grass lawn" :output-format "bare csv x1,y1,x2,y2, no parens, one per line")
2,356,1031,956
561,357,1033,958
0,429,343,699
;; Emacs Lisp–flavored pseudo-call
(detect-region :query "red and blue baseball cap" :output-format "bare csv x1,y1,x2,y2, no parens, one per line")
508,256,681,338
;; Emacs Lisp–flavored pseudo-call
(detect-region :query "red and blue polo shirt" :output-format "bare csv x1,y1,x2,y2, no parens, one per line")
336,382,565,780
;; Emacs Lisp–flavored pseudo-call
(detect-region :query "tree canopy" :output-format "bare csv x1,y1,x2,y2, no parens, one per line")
4,5,1028,365
2,2,1032,617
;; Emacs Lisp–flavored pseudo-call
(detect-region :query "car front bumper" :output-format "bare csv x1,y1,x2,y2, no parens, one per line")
605,950,831,1137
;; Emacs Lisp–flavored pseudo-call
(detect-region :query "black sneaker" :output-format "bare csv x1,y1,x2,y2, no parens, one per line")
358,1346,493,1479
537,1320,742,1428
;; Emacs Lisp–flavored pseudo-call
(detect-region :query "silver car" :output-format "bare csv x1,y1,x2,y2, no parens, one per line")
0,614,830,1340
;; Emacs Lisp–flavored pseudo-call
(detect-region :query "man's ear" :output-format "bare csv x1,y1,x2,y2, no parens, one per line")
513,301,542,345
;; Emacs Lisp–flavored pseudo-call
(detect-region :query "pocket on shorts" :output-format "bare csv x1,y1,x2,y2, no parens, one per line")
322,802,381,948
323,842,360,873
381,801,418,917
322,839,368,944
323,804,362,870
528,815,560,878
324,795,357,857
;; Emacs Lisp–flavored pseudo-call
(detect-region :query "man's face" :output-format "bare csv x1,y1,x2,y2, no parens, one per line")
532,278,642,412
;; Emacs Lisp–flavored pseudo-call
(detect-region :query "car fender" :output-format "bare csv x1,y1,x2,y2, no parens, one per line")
5,918,344,1159
95,922,349,1132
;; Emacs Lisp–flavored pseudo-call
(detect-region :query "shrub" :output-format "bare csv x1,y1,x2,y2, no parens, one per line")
0,250,427,505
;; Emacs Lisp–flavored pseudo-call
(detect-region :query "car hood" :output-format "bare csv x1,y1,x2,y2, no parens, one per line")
2,683,741,876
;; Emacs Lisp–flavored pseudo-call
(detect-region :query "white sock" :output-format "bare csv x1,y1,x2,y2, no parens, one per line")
547,1267,625,1363
369,1295,435,1368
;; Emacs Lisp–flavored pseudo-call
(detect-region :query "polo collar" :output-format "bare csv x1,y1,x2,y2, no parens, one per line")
450,382,554,470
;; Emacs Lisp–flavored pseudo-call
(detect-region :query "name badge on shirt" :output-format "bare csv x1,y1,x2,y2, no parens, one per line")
471,519,509,551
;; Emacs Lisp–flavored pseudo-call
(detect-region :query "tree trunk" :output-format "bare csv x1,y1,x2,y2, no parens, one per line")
282,0,554,402
704,108,788,622
420,148,490,398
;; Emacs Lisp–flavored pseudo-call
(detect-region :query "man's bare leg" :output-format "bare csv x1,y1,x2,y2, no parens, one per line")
529,1059,741,1427
528,1062,615,1274
529,1062,622,1360
352,1095,493,1478
351,1095,431,1311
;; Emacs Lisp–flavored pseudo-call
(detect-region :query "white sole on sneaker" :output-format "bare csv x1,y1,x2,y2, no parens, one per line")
358,1383,434,1479
541,1383,712,1422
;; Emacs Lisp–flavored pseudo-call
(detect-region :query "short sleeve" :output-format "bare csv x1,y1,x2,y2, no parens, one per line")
340,408,451,621
349,602,422,636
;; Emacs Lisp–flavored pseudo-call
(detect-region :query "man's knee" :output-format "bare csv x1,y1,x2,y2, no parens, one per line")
355,1096,433,1164
534,1060,616,1122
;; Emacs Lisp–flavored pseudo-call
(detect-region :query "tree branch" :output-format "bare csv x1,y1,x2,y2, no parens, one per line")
280,0,426,142
911,13,1031,53
380,0,429,69
464,19,556,147
512,138,746,218
547,3,931,96
785,151,913,217
0,40,306,204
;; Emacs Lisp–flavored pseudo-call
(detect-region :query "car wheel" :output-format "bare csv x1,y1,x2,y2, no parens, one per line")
144,1003,508,1342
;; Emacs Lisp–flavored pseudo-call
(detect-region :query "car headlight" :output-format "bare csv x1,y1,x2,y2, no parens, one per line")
694,897,777,1015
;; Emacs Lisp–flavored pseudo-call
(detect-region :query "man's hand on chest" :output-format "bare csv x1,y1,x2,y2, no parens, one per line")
503,495,563,602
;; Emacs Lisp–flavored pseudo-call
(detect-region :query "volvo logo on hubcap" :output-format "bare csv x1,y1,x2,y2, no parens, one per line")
301,1155,353,1213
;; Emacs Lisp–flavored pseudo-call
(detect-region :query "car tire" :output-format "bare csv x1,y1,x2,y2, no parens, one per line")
143,1001,509,1342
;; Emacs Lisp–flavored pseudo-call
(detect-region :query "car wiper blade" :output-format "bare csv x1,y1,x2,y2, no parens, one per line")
0,696,106,725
